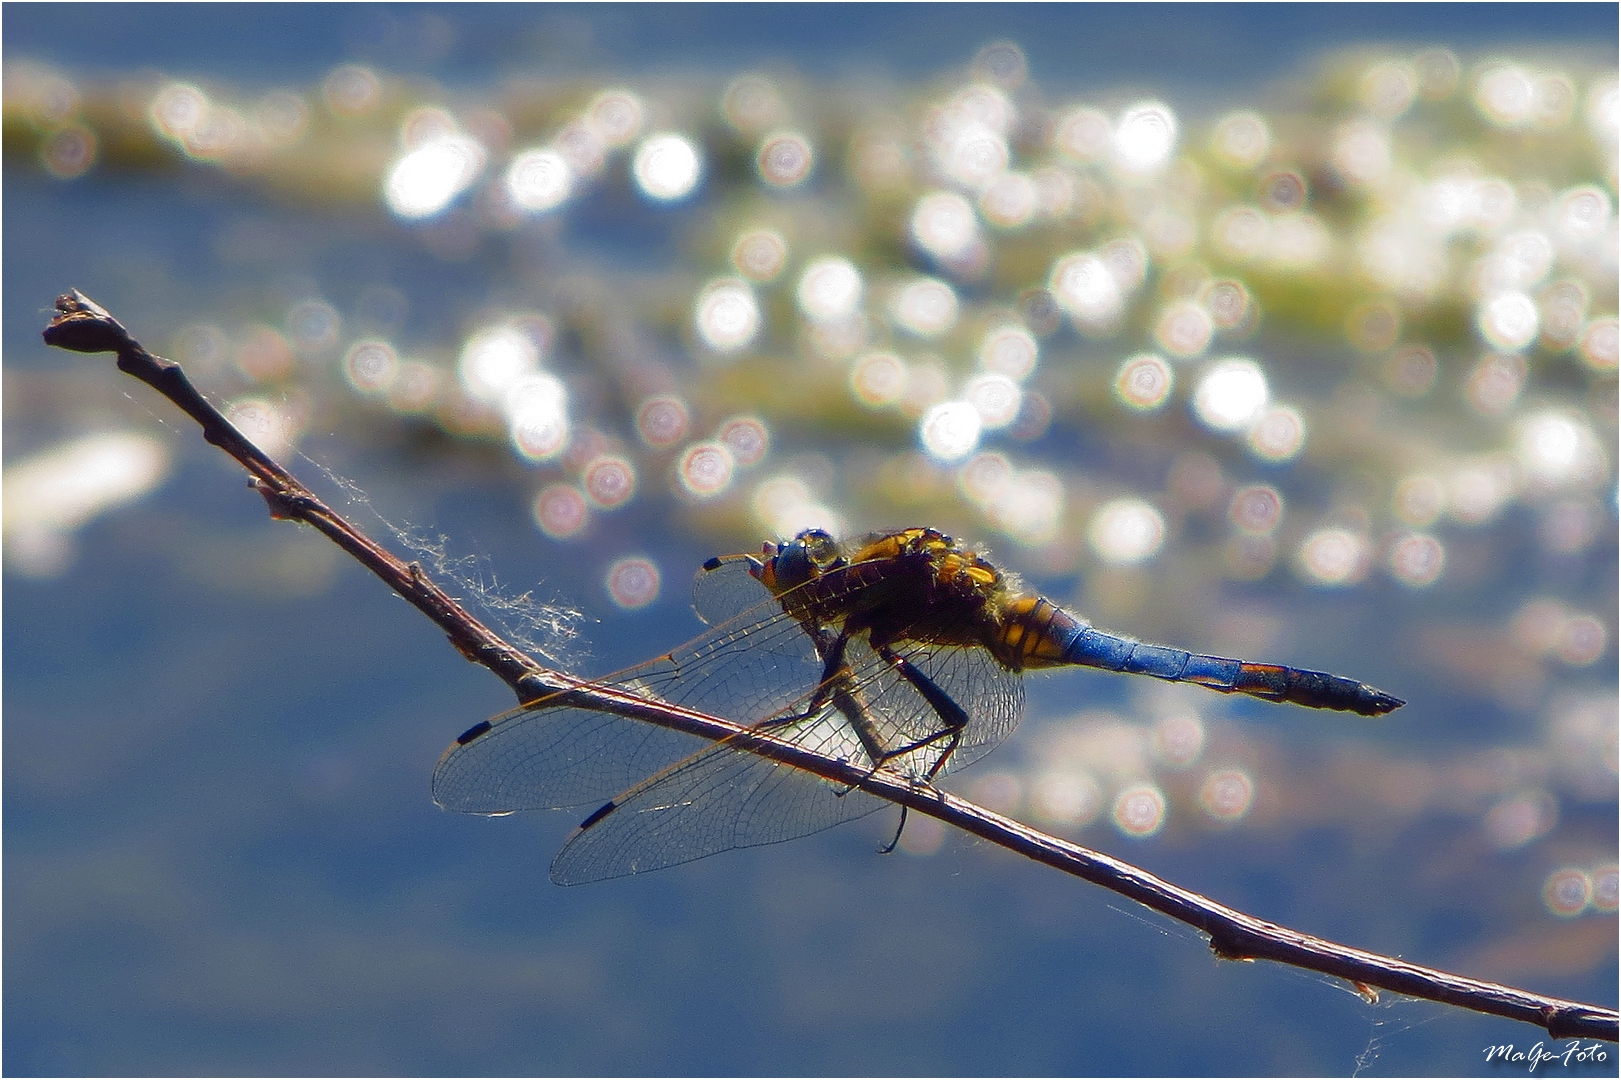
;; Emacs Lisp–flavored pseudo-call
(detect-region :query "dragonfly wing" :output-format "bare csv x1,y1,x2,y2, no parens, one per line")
435,587,825,813
546,633,1026,884
433,699,709,812
821,634,1026,781
548,710,887,885
690,554,771,626
893,638,1024,775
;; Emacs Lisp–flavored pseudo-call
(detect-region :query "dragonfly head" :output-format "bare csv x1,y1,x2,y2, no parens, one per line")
757,528,844,594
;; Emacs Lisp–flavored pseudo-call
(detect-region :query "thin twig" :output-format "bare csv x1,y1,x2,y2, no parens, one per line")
43,289,1618,1044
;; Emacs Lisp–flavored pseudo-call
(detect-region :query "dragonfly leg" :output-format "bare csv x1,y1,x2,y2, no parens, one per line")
869,644,969,779
879,805,909,854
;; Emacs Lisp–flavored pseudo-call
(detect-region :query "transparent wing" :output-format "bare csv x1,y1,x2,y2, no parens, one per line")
545,635,1025,884
549,705,889,886
433,563,822,813
690,552,770,626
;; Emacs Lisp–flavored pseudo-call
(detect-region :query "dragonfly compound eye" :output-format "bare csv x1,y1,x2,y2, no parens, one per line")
802,529,842,569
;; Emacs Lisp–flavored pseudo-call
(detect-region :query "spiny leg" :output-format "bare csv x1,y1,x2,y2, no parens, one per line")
868,643,971,853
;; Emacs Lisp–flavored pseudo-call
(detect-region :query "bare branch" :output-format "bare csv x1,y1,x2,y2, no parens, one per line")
44,290,1618,1045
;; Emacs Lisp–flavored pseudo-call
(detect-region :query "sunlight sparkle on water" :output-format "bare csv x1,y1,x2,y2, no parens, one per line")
911,191,980,262
1542,868,1594,917
459,325,540,403
587,89,644,147
385,134,487,220
1229,485,1283,535
1209,111,1270,170
1113,102,1177,173
1485,790,1558,849
980,172,1036,229
1199,769,1254,823
1113,353,1173,411
963,374,1021,430
978,324,1038,380
3,431,171,579
532,484,589,540
636,396,690,449
890,278,958,337
343,341,399,395
1154,300,1213,358
1112,784,1167,838
1151,714,1205,769
757,131,814,187
1088,498,1165,565
632,133,701,201
1388,533,1446,587
1386,485,1452,554
1578,317,1618,370
582,455,636,510
678,441,736,498
1050,252,1123,334
506,149,572,213
605,556,661,609
694,278,761,353
1296,528,1369,587
716,416,770,466
1246,405,1305,462
1055,106,1111,164
849,352,908,408
797,256,863,322
323,64,380,117
919,401,982,462
504,374,570,462
732,228,788,282
1192,358,1268,432
1030,770,1103,829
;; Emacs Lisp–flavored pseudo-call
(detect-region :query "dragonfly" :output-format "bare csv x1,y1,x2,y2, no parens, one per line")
434,527,1402,885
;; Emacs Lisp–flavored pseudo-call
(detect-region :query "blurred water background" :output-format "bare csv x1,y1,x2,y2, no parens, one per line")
4,4,1617,1075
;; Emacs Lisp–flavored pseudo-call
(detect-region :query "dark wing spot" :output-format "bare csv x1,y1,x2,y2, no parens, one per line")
702,556,723,571
455,719,493,745
578,800,617,830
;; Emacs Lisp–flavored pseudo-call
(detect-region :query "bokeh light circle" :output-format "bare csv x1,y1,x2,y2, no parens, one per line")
1199,769,1255,823
344,341,399,395
1296,528,1369,587
1113,353,1174,411
636,396,691,449
532,484,589,540
632,133,702,202
849,351,908,408
910,191,978,261
919,401,982,462
717,415,770,466
979,325,1039,380
1229,485,1283,534
1113,101,1177,172
1112,784,1167,837
757,130,814,187
1193,358,1268,432
678,441,736,497
797,256,863,321
891,278,959,337
582,455,637,509
1246,405,1306,462
506,148,572,213
963,374,1022,429
732,228,788,282
1388,533,1446,587
1088,498,1165,565
694,278,761,353
605,556,661,609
